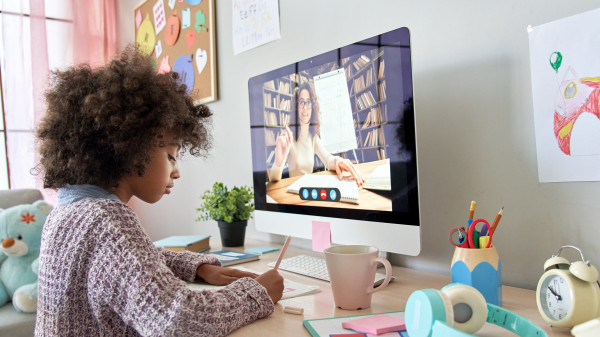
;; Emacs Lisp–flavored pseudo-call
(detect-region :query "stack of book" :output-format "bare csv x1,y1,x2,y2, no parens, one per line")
153,235,211,253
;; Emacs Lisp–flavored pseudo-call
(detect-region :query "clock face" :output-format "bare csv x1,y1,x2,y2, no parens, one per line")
539,274,572,321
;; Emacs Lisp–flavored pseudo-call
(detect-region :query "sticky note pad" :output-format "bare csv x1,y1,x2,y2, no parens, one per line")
341,314,406,335
330,334,367,337
312,221,331,252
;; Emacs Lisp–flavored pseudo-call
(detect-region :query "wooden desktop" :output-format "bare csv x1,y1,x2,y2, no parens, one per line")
265,159,392,210
217,239,572,337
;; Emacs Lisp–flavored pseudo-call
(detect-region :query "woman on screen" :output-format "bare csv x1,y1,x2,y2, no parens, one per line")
269,82,364,185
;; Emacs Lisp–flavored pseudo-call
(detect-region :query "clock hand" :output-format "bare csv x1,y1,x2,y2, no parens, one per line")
548,286,562,300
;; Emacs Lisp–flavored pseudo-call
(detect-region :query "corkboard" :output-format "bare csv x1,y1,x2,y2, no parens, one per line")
134,0,217,104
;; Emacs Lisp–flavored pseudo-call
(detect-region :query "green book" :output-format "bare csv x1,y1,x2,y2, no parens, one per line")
153,235,210,253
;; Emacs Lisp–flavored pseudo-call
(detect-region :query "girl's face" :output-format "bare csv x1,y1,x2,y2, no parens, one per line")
297,89,312,125
115,136,181,203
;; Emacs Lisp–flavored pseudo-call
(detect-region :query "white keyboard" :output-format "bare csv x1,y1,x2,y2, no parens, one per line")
268,254,394,286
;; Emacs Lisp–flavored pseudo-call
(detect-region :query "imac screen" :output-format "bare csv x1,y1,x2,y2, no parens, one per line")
248,27,419,236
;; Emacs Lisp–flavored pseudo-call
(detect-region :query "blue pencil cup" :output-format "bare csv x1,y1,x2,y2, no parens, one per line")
451,245,502,306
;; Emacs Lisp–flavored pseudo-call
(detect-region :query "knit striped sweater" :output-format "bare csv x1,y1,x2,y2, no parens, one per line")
35,198,274,336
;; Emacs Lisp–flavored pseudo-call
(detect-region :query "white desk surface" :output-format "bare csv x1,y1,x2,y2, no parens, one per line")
211,239,572,337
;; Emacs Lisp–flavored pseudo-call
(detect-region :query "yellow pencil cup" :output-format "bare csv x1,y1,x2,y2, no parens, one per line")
451,245,502,306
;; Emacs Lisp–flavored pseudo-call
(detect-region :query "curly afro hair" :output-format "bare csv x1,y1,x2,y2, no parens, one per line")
36,45,212,190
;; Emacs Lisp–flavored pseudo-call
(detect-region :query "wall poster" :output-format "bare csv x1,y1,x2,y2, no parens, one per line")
528,8,600,182
135,0,217,104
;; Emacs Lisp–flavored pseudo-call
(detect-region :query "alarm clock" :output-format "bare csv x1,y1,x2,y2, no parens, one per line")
536,245,600,328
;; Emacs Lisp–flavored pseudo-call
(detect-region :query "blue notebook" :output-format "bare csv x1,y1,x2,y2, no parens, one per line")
205,250,260,266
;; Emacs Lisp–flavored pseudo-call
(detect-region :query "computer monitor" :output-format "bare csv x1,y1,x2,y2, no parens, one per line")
247,27,420,255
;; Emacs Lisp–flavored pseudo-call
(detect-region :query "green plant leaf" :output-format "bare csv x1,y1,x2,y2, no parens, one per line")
195,182,255,223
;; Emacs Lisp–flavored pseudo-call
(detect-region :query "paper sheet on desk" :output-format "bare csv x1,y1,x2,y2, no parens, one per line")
187,266,320,300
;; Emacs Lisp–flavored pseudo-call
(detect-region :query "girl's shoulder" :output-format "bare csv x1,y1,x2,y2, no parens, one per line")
51,198,135,224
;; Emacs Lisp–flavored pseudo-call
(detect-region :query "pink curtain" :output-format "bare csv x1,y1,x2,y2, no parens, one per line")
72,0,119,67
0,0,119,204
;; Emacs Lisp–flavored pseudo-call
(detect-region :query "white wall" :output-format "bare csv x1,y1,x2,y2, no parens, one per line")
117,0,600,290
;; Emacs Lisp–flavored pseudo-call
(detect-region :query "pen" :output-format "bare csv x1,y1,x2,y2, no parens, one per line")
490,207,503,235
273,236,292,270
468,201,476,221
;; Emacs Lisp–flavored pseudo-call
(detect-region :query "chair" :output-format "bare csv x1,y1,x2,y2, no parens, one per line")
0,189,44,336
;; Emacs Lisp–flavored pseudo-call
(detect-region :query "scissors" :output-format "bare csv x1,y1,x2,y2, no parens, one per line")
448,227,469,248
468,218,492,249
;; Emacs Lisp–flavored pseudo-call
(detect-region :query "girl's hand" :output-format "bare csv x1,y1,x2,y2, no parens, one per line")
334,158,365,187
255,269,284,303
196,264,258,286
274,127,293,167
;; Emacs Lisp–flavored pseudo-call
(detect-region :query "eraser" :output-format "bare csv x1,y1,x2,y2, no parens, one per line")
283,305,304,315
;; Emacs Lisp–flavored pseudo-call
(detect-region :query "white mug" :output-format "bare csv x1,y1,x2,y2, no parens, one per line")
324,245,393,310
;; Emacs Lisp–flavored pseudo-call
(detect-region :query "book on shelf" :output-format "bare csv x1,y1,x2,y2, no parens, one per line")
265,129,275,146
378,59,385,79
287,174,359,204
264,80,275,90
153,235,210,253
353,54,371,70
205,250,260,266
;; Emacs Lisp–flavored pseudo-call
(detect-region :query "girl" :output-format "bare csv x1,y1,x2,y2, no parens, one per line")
35,46,283,336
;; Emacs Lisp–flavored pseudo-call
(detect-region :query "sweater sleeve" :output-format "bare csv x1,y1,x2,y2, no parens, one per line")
87,205,274,337
160,248,221,282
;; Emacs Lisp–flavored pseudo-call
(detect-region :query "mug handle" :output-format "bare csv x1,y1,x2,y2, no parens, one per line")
367,257,393,294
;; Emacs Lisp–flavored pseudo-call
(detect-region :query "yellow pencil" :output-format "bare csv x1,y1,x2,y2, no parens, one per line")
468,201,476,221
490,207,503,235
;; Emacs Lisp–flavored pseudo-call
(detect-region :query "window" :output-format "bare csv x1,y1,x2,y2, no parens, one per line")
0,0,73,189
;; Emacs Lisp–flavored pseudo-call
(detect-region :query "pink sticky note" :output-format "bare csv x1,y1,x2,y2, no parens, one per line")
341,315,406,336
311,221,331,252
136,9,143,29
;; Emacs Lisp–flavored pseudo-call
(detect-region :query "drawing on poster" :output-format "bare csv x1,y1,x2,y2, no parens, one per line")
550,51,600,156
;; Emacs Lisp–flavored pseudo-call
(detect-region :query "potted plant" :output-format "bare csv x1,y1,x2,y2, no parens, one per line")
195,182,255,247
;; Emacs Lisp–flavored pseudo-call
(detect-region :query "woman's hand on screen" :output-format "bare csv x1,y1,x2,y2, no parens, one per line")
274,127,292,167
335,158,365,187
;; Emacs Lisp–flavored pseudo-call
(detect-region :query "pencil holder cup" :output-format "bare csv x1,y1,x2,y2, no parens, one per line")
451,245,502,306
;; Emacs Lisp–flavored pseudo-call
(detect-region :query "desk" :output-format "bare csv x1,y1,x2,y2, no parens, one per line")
222,239,572,337
265,159,392,211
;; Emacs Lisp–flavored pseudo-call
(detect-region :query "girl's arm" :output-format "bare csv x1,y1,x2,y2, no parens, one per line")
88,207,274,337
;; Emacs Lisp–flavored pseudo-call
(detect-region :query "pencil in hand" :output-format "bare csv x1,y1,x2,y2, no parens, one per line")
490,207,503,235
273,236,292,270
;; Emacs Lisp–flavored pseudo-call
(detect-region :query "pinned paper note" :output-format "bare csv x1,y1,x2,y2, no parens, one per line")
153,0,167,34
157,56,171,74
136,14,156,56
312,221,331,252
155,40,163,58
195,9,208,32
182,8,191,29
135,9,143,29
172,54,195,94
186,30,195,48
